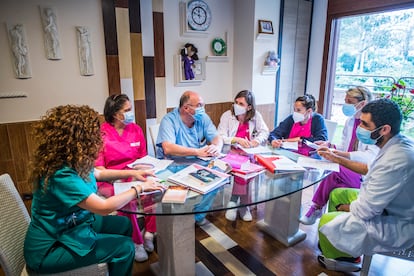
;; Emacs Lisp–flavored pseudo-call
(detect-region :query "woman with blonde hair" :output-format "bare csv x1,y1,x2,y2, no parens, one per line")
300,86,379,225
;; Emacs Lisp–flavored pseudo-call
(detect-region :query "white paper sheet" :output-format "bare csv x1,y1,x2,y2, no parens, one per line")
296,156,340,172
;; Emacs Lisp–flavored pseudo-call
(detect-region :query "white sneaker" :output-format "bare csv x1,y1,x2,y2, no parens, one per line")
225,201,237,221
299,205,322,225
239,206,252,221
134,243,148,262
317,255,361,272
143,231,154,252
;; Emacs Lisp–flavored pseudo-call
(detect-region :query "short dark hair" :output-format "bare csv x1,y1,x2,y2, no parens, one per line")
295,94,316,111
103,94,130,123
179,92,191,108
361,98,402,135
231,90,256,121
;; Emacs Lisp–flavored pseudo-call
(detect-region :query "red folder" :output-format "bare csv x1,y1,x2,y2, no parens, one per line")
254,154,280,172
254,154,306,173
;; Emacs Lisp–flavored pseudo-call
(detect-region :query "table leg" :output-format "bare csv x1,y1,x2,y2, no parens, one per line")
256,190,306,246
150,214,195,276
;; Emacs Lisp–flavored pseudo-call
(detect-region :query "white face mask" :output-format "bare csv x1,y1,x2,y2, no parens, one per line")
292,111,305,123
233,104,247,116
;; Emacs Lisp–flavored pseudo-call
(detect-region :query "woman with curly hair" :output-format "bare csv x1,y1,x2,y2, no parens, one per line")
23,105,164,275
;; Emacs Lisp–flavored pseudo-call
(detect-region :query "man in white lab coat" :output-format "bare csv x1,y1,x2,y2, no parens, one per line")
316,98,414,272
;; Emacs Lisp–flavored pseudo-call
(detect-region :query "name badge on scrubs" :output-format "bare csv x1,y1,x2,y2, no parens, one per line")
130,142,140,147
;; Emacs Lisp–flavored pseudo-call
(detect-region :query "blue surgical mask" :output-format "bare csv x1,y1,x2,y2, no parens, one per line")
342,103,357,117
292,111,305,123
123,111,135,125
192,106,205,121
356,125,383,145
233,104,247,116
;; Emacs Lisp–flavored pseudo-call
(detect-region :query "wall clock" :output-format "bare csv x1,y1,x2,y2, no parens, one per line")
187,0,212,31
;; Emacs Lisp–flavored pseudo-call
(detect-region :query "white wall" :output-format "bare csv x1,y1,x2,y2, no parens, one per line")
163,0,234,107
233,0,255,97
252,0,280,105
306,0,328,102
0,0,108,123
0,0,328,125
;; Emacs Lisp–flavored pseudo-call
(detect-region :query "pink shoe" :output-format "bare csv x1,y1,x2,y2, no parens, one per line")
299,205,322,225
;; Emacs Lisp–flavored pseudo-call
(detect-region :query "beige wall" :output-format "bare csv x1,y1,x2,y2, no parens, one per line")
0,0,108,123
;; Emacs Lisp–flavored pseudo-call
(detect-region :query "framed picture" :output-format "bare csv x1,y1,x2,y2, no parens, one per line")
258,20,273,34
174,55,205,86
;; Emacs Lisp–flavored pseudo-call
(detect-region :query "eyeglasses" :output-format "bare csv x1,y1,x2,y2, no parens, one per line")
186,103,205,108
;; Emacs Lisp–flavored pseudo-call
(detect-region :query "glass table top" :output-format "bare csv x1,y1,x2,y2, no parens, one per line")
119,148,330,216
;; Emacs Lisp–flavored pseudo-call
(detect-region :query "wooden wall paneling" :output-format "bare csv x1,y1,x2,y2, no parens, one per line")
24,122,36,159
8,124,30,183
153,12,165,78
102,0,119,55
0,124,12,161
130,34,146,100
102,0,121,95
115,0,128,8
0,121,36,212
205,102,233,127
144,56,156,118
116,7,133,79
166,102,233,127
128,0,141,33
134,100,147,137
106,56,121,94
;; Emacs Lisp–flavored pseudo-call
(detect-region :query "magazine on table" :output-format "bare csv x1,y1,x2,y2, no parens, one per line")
127,155,173,173
113,180,166,201
254,154,306,174
167,163,230,194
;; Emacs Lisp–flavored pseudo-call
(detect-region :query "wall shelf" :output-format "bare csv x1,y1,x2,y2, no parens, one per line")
206,55,229,62
174,55,205,86
262,65,279,75
256,33,275,40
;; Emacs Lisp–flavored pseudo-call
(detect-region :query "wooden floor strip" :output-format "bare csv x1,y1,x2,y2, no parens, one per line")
195,239,233,275
228,246,276,276
199,220,238,250
199,237,255,275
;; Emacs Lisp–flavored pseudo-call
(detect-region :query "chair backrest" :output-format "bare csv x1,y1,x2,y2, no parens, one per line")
148,123,160,157
361,246,414,276
0,173,109,276
324,119,338,142
0,173,30,276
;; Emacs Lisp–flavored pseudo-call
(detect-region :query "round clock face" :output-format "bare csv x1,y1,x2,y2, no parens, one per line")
212,38,226,56
187,0,212,31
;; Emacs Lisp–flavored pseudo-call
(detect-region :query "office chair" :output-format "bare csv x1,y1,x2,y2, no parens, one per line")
360,247,414,276
0,173,108,276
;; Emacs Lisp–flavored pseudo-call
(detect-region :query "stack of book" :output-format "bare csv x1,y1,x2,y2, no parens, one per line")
161,186,189,204
167,163,230,194
254,154,305,174
220,153,265,179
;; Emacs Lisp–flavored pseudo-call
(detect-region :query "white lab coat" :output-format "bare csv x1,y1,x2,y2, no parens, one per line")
320,134,414,256
217,110,269,145
337,116,379,167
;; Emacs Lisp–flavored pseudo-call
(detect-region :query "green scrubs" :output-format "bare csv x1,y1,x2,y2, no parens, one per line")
318,188,359,259
24,167,134,275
